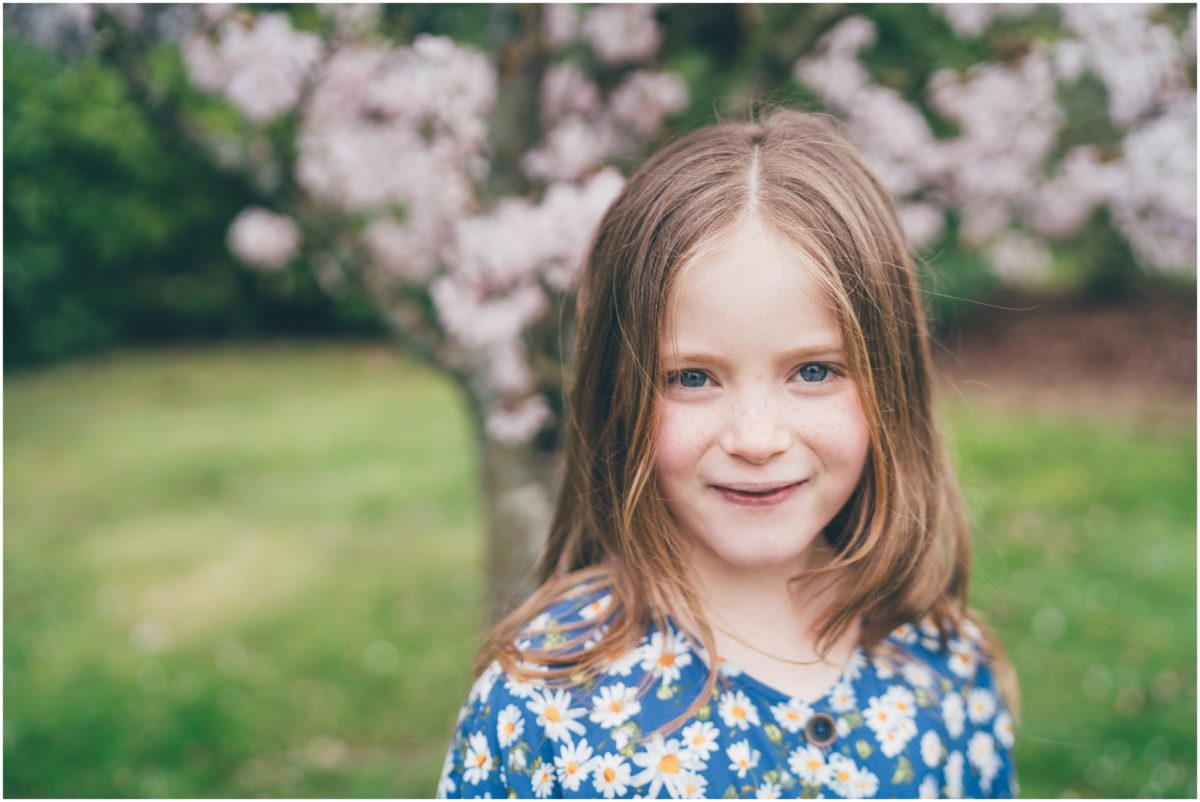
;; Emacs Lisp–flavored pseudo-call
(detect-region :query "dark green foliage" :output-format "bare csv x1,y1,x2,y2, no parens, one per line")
3,36,381,372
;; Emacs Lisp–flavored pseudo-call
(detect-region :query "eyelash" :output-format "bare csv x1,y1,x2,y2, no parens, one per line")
664,363,840,390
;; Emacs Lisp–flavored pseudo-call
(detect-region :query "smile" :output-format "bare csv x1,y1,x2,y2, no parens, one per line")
711,481,805,508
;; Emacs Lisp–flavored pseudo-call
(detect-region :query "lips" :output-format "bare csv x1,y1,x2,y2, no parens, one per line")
711,481,805,508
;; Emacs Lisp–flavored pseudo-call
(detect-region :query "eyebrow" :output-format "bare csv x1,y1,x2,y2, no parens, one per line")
661,345,846,367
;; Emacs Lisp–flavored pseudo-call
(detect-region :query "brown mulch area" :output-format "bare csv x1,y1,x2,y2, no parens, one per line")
934,289,1196,429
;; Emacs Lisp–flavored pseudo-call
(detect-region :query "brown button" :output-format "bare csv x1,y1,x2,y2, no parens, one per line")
805,712,837,748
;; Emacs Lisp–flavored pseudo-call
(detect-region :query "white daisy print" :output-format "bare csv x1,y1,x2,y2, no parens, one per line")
847,765,880,798
469,661,501,705
881,685,918,719
874,721,917,759
920,729,943,768
554,737,595,792
788,744,828,785
755,780,782,799
718,688,761,731
726,739,760,778
770,697,814,733
677,771,708,799
462,732,492,786
902,661,935,689
579,593,613,620
717,656,744,677
526,688,587,743
891,623,918,643
994,710,1015,748
504,674,539,700
842,648,868,681
873,653,897,680
829,680,857,712
864,694,897,736
436,744,457,798
825,753,859,797
631,735,693,798
591,752,632,799
496,704,524,748
919,773,939,798
942,691,966,739
640,630,693,685
680,720,720,762
967,687,997,724
605,645,642,677
947,637,977,679
531,763,556,798
968,731,1001,792
944,750,964,798
589,683,641,729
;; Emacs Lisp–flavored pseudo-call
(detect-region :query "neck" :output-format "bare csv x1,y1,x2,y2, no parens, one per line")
682,538,856,663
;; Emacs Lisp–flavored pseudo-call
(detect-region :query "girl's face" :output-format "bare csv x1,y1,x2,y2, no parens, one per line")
654,218,870,577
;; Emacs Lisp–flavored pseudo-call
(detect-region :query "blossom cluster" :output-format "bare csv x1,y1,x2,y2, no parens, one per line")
183,12,323,124
180,8,680,445
226,207,300,270
796,7,1196,280
526,5,687,183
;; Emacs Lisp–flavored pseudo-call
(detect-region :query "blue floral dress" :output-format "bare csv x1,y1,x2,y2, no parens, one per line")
439,590,1017,799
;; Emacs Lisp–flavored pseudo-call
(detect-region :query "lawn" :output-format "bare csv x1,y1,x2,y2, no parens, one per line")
4,343,1195,797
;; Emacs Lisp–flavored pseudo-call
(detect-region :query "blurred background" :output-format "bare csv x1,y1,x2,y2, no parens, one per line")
4,3,1195,798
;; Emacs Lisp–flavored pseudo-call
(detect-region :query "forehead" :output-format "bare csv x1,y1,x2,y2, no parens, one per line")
661,218,840,352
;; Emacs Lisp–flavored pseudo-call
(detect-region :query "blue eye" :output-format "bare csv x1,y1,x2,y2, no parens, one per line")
797,363,829,383
674,369,708,388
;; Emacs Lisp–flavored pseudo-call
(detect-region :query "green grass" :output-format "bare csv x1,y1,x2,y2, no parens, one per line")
5,343,1195,797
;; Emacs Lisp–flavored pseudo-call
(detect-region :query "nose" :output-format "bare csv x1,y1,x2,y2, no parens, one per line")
719,397,791,464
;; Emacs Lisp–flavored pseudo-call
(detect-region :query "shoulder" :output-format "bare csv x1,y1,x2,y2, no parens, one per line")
439,581,657,798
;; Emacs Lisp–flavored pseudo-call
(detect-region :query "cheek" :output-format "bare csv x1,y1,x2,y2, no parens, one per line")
653,405,716,479
808,394,872,473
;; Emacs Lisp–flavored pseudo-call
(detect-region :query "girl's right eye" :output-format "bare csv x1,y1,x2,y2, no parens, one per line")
667,369,709,389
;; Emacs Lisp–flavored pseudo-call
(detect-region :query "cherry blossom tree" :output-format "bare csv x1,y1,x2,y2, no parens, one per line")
5,3,687,616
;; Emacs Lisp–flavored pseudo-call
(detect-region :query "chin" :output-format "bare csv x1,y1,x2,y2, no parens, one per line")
704,534,823,573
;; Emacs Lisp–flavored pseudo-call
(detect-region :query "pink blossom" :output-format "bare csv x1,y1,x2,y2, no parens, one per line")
1109,95,1197,273
296,36,493,219
540,63,602,122
1023,146,1118,239
581,4,661,65
543,4,579,50
938,4,1036,37
363,218,438,283
1060,5,1190,127
227,207,301,270
199,4,235,26
899,202,946,250
535,169,626,289
524,116,621,182
182,12,323,124
484,340,537,397
487,395,552,445
430,278,548,350
987,233,1052,285
607,71,689,139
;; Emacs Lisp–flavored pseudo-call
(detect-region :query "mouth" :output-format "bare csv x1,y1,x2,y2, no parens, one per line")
710,481,805,507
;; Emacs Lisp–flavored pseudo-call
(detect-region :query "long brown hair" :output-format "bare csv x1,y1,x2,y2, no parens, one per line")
476,108,1019,727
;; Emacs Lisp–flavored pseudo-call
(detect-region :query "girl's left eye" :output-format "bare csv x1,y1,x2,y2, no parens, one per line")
795,363,830,383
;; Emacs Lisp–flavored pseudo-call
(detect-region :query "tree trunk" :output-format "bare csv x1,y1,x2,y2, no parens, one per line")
478,438,563,623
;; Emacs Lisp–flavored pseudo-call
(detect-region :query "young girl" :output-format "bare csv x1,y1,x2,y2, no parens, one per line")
438,110,1018,799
